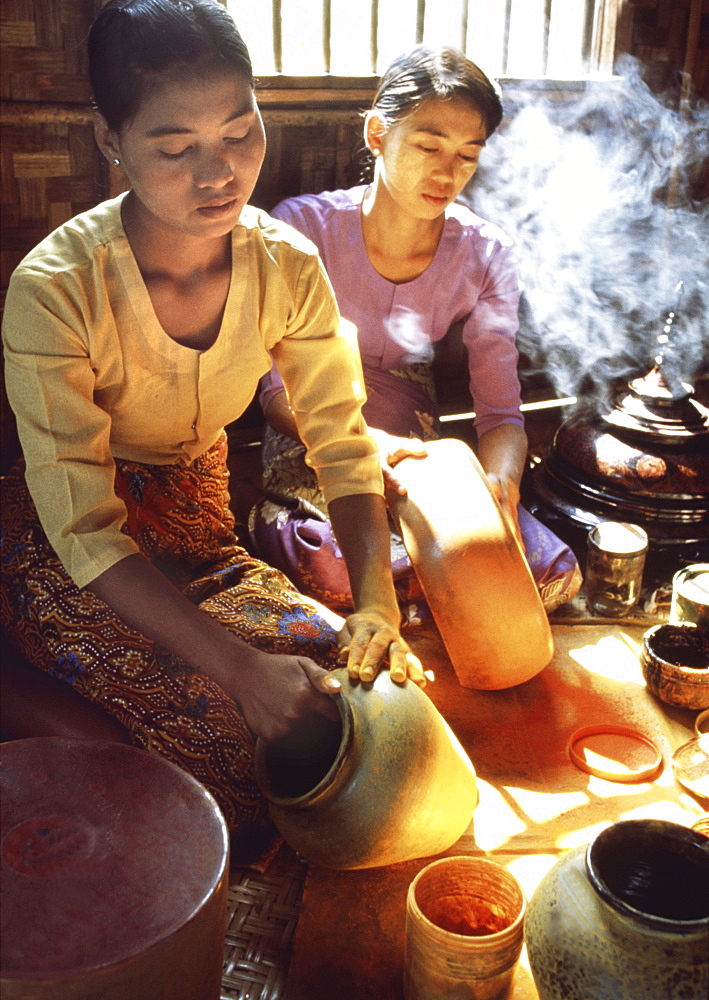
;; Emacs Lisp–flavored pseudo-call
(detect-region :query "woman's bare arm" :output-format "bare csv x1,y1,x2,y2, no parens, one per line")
87,553,341,741
264,391,424,685
328,492,424,686
477,422,528,538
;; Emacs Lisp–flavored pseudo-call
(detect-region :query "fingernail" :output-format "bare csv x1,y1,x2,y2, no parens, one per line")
424,669,435,682
323,676,341,692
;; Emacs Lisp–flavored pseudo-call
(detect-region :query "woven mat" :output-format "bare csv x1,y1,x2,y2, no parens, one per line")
221,846,308,1000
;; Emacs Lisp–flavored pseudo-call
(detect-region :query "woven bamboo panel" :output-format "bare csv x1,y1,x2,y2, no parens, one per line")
620,0,709,98
254,111,368,212
0,109,104,286
222,846,308,1000
0,0,95,103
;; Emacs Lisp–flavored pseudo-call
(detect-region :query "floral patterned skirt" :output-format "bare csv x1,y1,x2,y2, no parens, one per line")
0,434,341,858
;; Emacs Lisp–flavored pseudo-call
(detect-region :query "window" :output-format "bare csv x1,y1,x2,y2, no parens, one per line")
227,0,617,80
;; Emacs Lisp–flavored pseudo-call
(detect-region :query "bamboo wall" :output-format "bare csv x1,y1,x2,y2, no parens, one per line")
616,0,709,97
3,0,706,294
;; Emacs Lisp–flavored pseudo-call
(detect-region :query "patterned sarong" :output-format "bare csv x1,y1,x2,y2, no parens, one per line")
0,433,341,856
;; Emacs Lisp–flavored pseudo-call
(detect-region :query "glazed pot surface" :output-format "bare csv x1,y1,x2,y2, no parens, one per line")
526,819,709,1000
254,668,477,869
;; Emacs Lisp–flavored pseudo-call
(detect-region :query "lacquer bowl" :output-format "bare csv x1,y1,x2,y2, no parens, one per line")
641,622,709,710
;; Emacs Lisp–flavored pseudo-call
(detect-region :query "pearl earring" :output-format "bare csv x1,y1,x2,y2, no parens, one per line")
113,158,120,166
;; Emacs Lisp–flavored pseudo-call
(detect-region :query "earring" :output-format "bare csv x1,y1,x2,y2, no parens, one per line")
112,158,120,166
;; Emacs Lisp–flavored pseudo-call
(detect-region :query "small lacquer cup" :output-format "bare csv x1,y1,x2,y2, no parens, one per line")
404,856,526,1000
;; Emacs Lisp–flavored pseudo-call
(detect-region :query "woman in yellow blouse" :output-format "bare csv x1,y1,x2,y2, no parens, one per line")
1,0,422,857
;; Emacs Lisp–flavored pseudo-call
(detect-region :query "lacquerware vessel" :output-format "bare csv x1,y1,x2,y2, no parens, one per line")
1,738,229,1000
641,621,709,710
254,667,477,869
525,819,709,1000
528,361,709,581
389,438,554,690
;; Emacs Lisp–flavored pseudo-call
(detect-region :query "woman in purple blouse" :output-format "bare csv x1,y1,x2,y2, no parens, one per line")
251,45,581,622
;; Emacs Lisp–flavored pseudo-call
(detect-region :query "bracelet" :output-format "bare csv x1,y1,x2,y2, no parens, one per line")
568,724,662,783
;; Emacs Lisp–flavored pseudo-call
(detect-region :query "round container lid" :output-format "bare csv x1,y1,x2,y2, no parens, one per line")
1,738,229,978
568,725,663,782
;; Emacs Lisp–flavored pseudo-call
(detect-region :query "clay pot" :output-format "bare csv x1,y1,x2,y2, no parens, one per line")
641,622,709,710
389,438,553,690
525,819,709,1000
253,667,477,869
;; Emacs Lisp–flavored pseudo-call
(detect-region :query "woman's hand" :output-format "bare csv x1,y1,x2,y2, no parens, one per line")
327,492,426,689
476,424,527,549
337,611,425,687
368,428,428,497
486,472,523,546
87,554,343,744
229,648,342,743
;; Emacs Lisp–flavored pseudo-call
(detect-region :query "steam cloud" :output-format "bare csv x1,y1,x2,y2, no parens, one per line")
464,55,709,404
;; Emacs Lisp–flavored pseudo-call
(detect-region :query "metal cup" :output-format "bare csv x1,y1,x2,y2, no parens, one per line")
585,521,648,617
670,564,709,626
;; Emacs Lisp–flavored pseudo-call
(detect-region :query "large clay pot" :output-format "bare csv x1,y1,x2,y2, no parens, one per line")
525,819,709,1000
389,438,553,689
253,667,477,869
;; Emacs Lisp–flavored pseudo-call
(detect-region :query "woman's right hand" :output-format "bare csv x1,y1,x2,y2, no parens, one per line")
228,648,342,743
87,554,342,745
368,428,428,497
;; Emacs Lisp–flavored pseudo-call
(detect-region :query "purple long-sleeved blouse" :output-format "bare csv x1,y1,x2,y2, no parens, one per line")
260,186,525,438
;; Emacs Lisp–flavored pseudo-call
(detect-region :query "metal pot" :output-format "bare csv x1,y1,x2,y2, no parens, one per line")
526,362,709,583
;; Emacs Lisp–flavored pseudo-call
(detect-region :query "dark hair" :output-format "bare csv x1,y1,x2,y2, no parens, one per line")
88,0,253,131
372,45,503,138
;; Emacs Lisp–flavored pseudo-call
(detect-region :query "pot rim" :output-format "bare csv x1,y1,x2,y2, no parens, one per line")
585,819,709,933
253,678,355,809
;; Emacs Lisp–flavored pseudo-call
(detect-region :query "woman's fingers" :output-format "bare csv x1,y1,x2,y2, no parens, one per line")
238,654,342,740
337,613,426,687
299,659,342,720
386,441,428,468
382,464,408,497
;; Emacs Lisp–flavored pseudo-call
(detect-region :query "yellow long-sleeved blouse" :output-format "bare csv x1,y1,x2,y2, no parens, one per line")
2,194,382,589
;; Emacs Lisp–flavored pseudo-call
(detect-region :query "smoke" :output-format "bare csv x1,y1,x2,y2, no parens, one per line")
464,56,709,403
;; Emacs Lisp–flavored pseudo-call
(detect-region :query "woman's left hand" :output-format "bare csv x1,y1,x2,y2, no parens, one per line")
486,473,523,546
337,612,426,687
